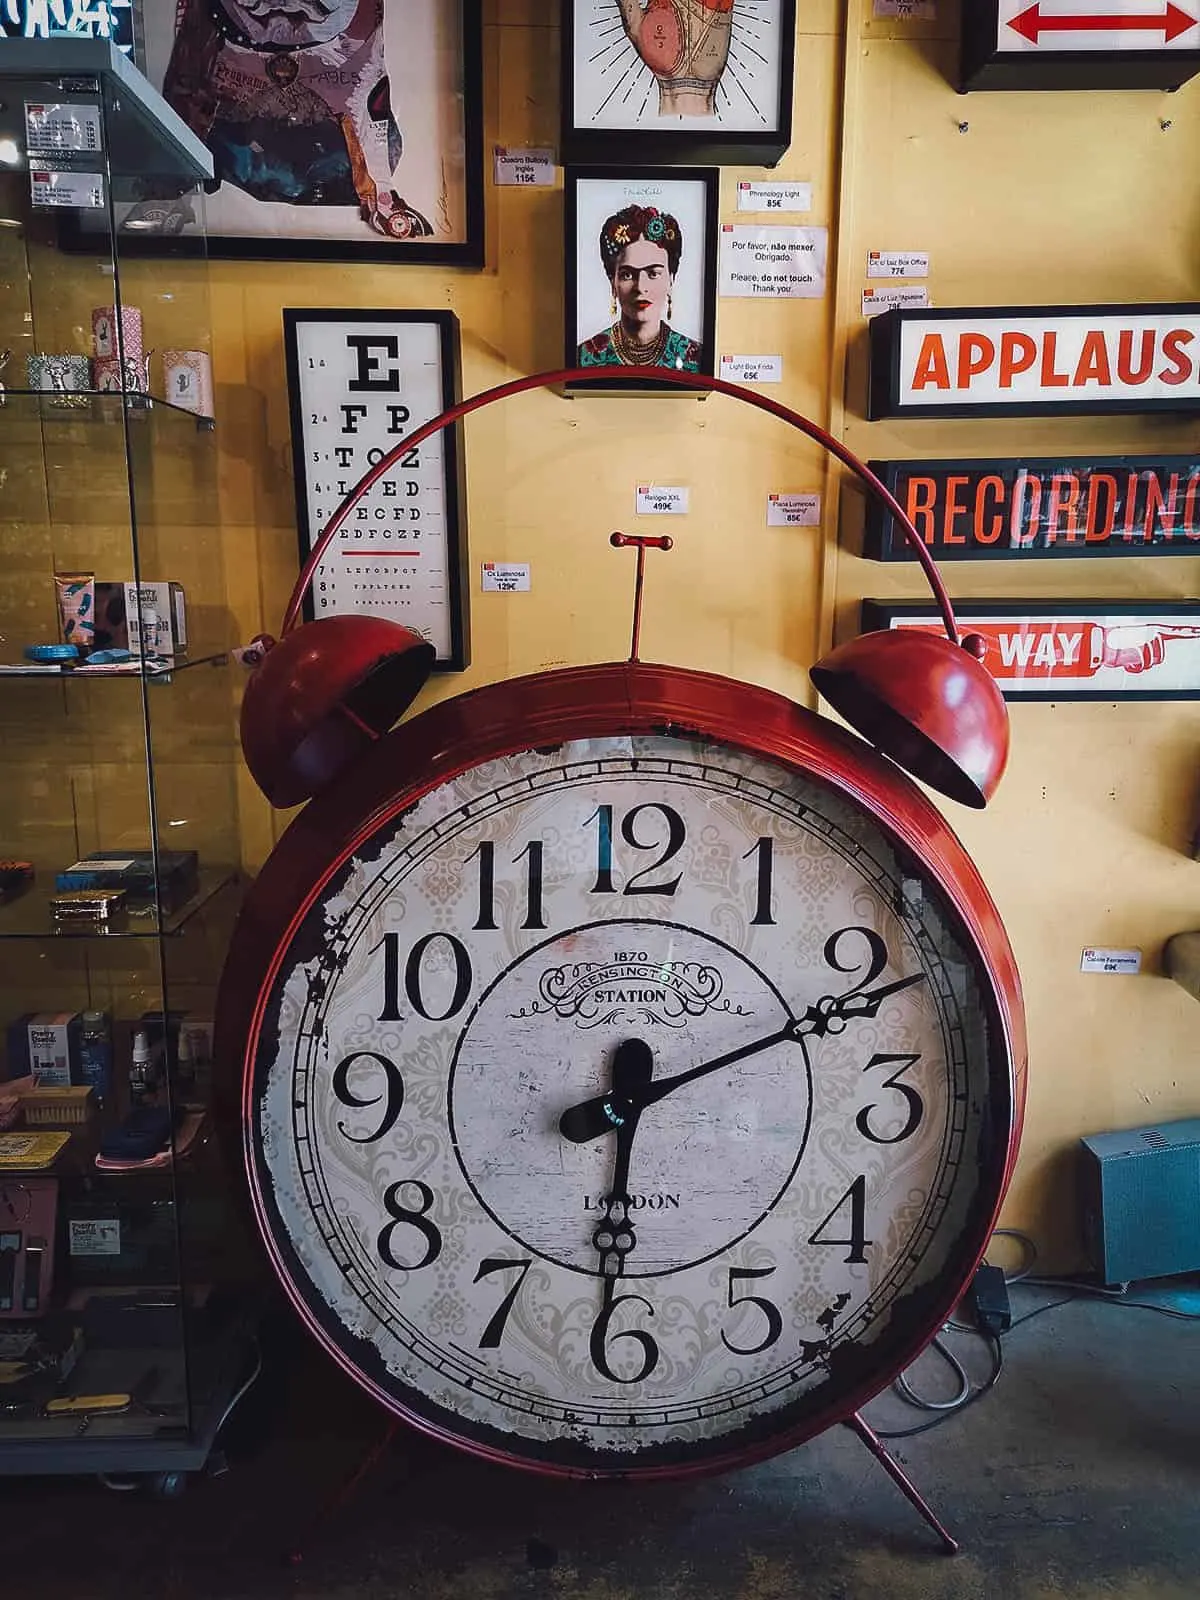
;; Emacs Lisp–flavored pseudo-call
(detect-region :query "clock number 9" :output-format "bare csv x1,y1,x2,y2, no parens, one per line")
376,1180,442,1271
590,1291,659,1383
331,1050,404,1144
857,1053,924,1145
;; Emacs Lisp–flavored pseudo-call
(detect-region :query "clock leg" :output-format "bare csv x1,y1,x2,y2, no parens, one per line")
843,1412,959,1554
285,1417,403,1566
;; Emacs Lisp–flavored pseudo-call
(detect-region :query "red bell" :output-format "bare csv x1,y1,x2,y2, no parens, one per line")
240,615,435,808
810,629,1009,809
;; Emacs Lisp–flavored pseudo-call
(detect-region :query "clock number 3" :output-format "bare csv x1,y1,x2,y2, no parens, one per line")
857,1053,925,1145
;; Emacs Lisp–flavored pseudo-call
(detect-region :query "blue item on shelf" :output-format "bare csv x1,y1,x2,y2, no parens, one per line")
99,1106,175,1162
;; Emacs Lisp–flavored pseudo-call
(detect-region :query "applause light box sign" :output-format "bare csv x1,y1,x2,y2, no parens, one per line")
863,456,1200,560
961,0,1200,91
868,304,1200,420
862,601,1200,700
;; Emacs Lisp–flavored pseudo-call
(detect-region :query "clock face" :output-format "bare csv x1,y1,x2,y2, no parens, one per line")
247,719,1014,1476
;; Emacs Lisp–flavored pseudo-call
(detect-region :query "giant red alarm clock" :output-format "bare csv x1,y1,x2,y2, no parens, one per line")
217,367,1025,1486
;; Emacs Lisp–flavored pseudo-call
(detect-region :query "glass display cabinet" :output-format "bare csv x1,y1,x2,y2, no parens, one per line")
0,40,255,1489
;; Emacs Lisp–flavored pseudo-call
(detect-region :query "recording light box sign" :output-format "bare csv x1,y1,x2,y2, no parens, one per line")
862,600,1200,700
867,304,1200,420
961,0,1200,90
862,456,1200,560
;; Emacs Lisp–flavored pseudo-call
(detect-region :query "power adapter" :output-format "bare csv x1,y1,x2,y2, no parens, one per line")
970,1262,1011,1335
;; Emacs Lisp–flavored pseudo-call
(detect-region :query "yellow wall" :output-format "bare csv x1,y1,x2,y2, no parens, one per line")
207,0,1200,1270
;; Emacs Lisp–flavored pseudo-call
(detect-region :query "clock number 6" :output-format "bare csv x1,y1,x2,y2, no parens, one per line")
590,1292,659,1383
857,1053,924,1145
376,1180,442,1272
721,1267,783,1356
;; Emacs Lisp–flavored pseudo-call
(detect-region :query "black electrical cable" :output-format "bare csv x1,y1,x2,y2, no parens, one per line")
873,1332,1003,1440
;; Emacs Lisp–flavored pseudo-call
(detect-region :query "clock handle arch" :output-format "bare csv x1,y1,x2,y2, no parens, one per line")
278,365,961,645
243,367,1008,811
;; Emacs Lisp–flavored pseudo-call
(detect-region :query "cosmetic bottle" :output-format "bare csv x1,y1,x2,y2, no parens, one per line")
129,1027,155,1105
79,1010,112,1104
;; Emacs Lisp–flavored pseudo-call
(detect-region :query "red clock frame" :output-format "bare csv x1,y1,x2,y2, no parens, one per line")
217,657,1027,1482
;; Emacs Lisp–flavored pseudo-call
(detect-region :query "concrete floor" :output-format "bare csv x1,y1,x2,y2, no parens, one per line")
6,1283,1199,1600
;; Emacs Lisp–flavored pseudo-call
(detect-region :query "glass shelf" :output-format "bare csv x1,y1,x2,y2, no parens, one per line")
0,869,237,940
0,652,230,682
0,389,213,428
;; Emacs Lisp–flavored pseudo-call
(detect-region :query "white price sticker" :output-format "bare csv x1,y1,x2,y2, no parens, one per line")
719,226,828,299
493,146,556,186
24,100,103,154
867,251,930,279
69,1219,121,1257
873,0,937,16
767,493,821,527
862,284,931,317
636,485,689,515
1080,947,1142,975
31,168,105,210
720,355,783,384
481,562,531,593
736,181,813,214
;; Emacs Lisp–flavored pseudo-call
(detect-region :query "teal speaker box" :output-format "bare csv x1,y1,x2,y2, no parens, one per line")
1080,1119,1200,1286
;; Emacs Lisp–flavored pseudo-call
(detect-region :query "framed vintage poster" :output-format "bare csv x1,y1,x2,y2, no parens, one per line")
862,456,1200,561
283,310,470,670
862,600,1200,701
562,0,796,166
565,166,719,392
132,0,483,264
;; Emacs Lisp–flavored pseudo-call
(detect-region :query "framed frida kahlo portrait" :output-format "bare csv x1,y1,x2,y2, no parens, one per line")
562,0,797,167
565,167,719,394
131,0,483,264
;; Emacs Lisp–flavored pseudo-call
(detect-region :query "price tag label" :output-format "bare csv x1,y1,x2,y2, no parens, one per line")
481,562,531,593
24,100,103,154
720,355,783,384
867,251,929,279
736,181,813,214
30,168,105,210
767,493,821,527
862,284,931,317
873,0,937,15
494,146,556,186
69,1219,121,1257
1080,947,1142,975
636,485,689,515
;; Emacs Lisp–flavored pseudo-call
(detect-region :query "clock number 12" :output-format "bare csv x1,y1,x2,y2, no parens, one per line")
584,804,685,896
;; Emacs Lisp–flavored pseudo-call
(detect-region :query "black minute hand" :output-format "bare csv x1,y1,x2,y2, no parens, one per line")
558,972,925,1146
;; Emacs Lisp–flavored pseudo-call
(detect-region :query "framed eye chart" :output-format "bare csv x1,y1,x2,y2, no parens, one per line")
283,310,470,670
562,0,797,167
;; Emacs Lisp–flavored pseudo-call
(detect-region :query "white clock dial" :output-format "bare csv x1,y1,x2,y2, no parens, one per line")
254,733,1001,1471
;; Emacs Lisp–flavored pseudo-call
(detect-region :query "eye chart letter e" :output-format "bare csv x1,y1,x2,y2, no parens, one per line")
283,310,471,670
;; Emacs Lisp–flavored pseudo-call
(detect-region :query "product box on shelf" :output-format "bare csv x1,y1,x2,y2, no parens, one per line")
89,581,188,656
54,850,199,901
6,1013,83,1088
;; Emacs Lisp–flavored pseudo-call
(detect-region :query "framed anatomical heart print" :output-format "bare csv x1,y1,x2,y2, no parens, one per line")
562,0,796,167
135,0,483,263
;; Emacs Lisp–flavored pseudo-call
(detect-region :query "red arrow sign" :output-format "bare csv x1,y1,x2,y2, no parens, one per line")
1008,3,1197,43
